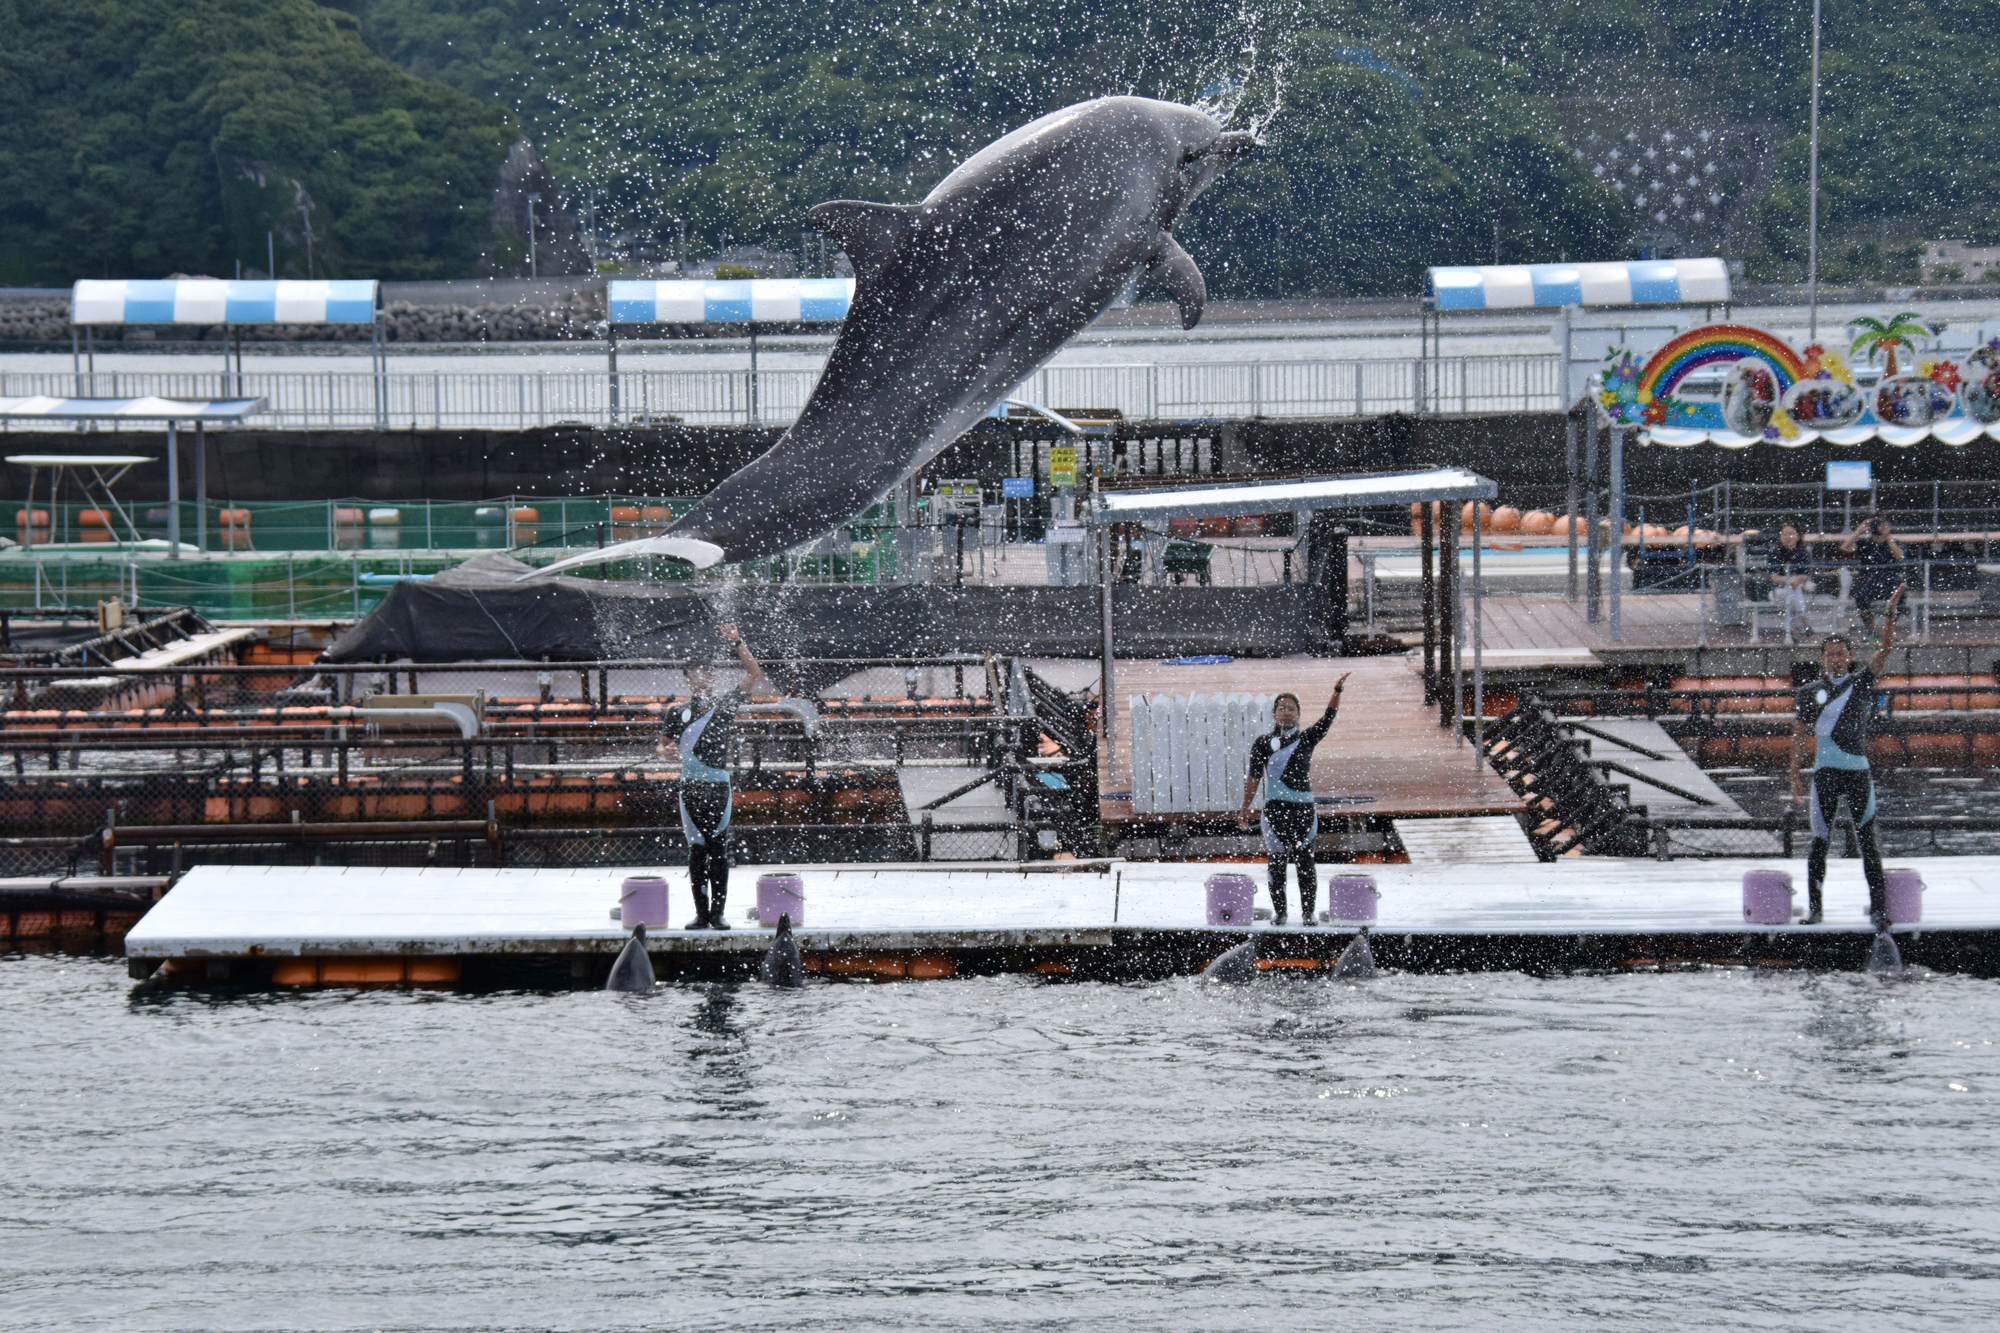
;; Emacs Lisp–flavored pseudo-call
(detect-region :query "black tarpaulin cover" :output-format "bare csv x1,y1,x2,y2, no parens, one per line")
324,553,1328,662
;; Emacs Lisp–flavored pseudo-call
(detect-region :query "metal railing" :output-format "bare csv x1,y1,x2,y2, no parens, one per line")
3,354,1564,430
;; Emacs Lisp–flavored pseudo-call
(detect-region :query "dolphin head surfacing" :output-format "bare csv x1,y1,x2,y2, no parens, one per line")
528,97,1251,579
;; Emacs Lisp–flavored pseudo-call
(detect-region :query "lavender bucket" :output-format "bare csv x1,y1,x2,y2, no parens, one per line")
1327,874,1379,923
1884,869,1924,924
619,875,671,928
757,873,806,927
1741,870,1793,925
1206,873,1256,926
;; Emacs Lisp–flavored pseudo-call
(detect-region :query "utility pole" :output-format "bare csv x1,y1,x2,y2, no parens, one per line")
297,200,313,279
526,193,541,279
1807,0,1823,341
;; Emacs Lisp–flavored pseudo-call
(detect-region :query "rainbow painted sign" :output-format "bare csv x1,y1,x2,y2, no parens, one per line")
1595,321,2000,444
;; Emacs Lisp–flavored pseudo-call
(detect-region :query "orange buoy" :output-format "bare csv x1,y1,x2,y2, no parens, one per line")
1519,510,1554,535
1490,505,1522,533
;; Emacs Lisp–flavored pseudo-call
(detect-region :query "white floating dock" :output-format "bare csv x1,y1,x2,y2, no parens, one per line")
124,857,2000,982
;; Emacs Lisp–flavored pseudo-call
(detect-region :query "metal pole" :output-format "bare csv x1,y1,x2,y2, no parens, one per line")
1807,0,1822,342
1420,502,1436,703
1609,427,1625,642
195,422,206,553
606,326,619,426
1099,525,1116,776
165,421,181,560
1472,500,1484,767
1565,412,1580,601
526,193,540,279
1585,408,1601,621
747,326,759,426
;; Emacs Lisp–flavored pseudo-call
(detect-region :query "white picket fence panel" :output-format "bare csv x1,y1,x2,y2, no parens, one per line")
1129,692,1274,814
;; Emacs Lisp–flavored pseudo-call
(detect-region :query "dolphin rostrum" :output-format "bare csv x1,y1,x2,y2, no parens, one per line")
759,913,806,988
605,923,656,992
532,97,1253,577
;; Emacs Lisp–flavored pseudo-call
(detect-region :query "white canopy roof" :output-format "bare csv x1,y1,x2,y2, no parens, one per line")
1089,466,1496,524
1645,421,2000,448
0,396,266,421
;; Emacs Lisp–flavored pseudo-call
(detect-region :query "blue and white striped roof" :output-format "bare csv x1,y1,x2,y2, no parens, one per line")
1428,258,1730,311
607,279,855,325
71,280,378,325
0,396,267,421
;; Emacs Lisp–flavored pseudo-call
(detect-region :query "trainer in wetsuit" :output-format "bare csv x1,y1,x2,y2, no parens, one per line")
1237,675,1349,927
662,623,765,930
1789,582,1905,928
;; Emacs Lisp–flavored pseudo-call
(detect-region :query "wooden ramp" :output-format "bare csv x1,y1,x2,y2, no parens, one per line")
1098,655,1520,821
1393,815,1539,864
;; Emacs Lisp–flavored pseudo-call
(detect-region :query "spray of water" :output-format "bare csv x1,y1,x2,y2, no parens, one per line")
1188,0,1299,142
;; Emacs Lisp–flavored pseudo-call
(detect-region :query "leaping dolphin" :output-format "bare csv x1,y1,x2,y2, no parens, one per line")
532,96,1253,576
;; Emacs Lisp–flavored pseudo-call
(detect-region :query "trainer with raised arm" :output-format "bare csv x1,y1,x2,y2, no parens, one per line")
662,623,765,930
1238,675,1349,927
1789,583,1905,928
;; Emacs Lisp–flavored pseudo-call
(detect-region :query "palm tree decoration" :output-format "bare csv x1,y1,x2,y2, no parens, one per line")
1848,311,1929,378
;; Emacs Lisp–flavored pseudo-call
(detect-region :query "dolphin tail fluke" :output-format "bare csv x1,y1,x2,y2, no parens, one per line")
1332,929,1378,980
519,535,727,580
1201,939,1257,984
1866,929,1904,975
759,913,806,988
605,924,657,992
1147,235,1207,331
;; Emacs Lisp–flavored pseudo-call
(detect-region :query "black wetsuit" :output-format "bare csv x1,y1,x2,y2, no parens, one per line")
1796,668,1888,926
668,684,748,927
1848,535,1899,622
1247,700,1338,923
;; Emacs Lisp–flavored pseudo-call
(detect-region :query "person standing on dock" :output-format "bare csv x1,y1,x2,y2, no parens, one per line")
663,623,765,930
1237,677,1348,927
1789,584,1905,928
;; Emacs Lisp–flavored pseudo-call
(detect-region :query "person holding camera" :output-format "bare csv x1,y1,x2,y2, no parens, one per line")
1839,514,1904,636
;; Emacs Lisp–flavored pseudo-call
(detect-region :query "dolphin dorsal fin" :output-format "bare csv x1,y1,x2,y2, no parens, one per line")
807,200,917,284
1146,235,1206,331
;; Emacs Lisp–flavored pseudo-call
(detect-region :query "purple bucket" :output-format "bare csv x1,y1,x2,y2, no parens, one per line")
1742,870,1793,924
1327,874,1379,922
1885,869,1924,923
757,873,806,927
620,875,671,928
1206,873,1256,926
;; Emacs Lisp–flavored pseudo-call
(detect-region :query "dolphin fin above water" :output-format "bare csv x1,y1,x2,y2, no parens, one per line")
1331,930,1378,980
760,913,806,988
605,923,656,992
1201,940,1257,984
1866,929,1904,976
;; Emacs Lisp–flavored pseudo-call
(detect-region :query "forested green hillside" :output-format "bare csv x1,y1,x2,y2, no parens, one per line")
3,0,1993,291
0,0,513,285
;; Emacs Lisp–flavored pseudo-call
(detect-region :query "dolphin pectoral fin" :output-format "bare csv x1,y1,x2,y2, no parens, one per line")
1146,235,1206,330
807,200,918,283
518,535,727,580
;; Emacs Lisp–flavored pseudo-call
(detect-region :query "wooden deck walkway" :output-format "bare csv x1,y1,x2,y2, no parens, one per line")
1097,655,1519,821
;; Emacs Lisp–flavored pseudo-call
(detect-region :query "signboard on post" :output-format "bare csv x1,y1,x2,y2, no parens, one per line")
1826,460,1873,491
1050,446,1077,488
1001,477,1034,498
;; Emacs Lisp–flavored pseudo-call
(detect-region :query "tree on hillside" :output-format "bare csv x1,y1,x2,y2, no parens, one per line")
0,0,516,285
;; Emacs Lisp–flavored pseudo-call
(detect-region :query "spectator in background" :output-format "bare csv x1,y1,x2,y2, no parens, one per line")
1767,522,1814,643
1840,514,1904,636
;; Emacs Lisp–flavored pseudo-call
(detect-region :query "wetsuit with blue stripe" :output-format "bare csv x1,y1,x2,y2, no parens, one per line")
670,685,748,927
1247,701,1337,923
1796,667,1887,924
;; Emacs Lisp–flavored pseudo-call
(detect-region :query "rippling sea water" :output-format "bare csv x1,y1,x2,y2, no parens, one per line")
4,957,1997,1331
